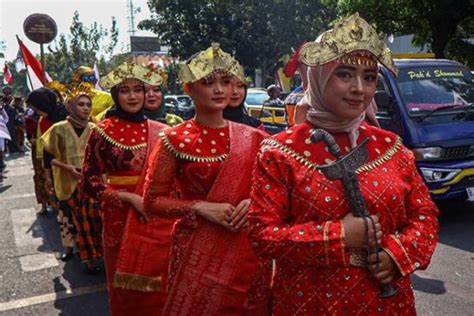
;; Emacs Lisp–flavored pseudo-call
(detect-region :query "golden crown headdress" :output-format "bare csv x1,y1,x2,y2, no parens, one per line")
72,66,95,82
145,63,169,86
45,81,67,101
299,13,397,75
100,62,164,89
179,43,245,83
63,82,96,104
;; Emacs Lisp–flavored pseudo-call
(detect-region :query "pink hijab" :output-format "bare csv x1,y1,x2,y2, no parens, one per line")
295,58,380,148
66,94,91,129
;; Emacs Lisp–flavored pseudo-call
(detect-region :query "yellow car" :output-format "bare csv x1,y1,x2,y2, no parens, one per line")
245,88,287,125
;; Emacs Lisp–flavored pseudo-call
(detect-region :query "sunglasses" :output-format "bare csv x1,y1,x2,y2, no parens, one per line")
81,74,97,82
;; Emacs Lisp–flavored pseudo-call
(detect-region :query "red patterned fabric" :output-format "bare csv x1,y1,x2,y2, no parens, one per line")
113,120,176,314
143,120,272,315
248,121,439,315
79,117,170,316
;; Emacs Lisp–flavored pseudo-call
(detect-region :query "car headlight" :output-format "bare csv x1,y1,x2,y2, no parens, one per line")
419,167,460,183
412,147,443,161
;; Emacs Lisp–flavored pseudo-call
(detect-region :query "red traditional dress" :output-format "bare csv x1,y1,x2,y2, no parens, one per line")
248,121,439,315
25,115,49,206
79,116,173,315
143,119,272,315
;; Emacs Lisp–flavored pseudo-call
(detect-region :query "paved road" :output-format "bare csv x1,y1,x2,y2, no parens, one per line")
0,151,473,315
0,153,108,316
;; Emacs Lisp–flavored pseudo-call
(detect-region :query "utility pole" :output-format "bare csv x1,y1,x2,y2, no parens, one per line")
127,0,139,36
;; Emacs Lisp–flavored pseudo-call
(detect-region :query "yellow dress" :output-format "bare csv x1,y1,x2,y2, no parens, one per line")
40,121,95,201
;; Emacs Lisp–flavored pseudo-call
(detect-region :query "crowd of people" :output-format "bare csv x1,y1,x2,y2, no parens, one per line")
1,14,440,315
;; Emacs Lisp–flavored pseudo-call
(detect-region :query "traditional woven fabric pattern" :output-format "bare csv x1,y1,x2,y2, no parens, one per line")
75,197,103,261
248,121,439,315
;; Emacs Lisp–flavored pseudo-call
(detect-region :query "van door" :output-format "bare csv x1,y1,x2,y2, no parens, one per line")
376,73,403,135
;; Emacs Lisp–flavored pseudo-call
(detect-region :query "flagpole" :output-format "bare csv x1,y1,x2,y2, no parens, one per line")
16,35,35,91
40,43,45,82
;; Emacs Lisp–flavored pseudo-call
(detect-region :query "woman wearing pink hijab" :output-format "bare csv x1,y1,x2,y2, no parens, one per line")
248,13,439,315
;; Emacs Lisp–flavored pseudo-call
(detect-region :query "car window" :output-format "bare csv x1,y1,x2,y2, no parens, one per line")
246,93,268,105
396,66,473,115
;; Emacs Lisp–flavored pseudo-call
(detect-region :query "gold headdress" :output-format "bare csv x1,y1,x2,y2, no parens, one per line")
45,81,67,102
63,82,96,104
100,62,164,89
146,62,169,86
72,66,95,82
299,13,397,75
179,43,245,83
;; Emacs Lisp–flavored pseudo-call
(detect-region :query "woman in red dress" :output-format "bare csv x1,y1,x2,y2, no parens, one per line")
25,88,68,214
140,44,271,315
78,62,173,315
248,14,439,315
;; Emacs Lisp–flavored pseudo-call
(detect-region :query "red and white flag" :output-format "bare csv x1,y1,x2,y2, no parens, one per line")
17,36,45,91
3,63,13,84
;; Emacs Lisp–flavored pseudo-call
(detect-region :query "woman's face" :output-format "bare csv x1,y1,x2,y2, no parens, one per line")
117,80,145,113
144,84,163,111
228,78,246,108
187,72,232,113
74,95,92,120
323,63,377,120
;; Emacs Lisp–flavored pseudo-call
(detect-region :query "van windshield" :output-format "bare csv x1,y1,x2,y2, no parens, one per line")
396,66,473,118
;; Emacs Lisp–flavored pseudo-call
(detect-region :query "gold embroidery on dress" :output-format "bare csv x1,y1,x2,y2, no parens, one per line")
93,125,147,151
113,272,162,292
160,132,228,162
262,136,403,174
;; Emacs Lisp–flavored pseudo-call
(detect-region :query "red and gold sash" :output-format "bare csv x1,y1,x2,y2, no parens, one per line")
113,120,175,293
163,122,268,315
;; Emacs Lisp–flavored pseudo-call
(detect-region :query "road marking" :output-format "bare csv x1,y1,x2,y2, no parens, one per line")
0,284,107,312
10,208,58,271
2,193,35,201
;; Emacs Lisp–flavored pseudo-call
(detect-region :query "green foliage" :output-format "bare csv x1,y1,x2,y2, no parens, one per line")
139,0,338,86
337,0,474,65
44,11,120,83
3,61,29,97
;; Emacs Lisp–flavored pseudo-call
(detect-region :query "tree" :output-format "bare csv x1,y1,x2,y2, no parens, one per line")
337,0,474,63
139,0,337,86
44,11,120,83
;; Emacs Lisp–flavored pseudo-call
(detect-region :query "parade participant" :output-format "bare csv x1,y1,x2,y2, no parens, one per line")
0,100,11,182
223,77,265,129
24,107,49,214
248,13,439,315
144,82,183,126
12,96,26,152
78,62,171,315
71,66,114,120
141,43,271,315
3,90,19,154
25,87,68,215
283,42,308,126
40,83,95,264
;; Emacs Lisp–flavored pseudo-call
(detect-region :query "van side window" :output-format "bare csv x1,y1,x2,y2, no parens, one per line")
376,74,392,114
